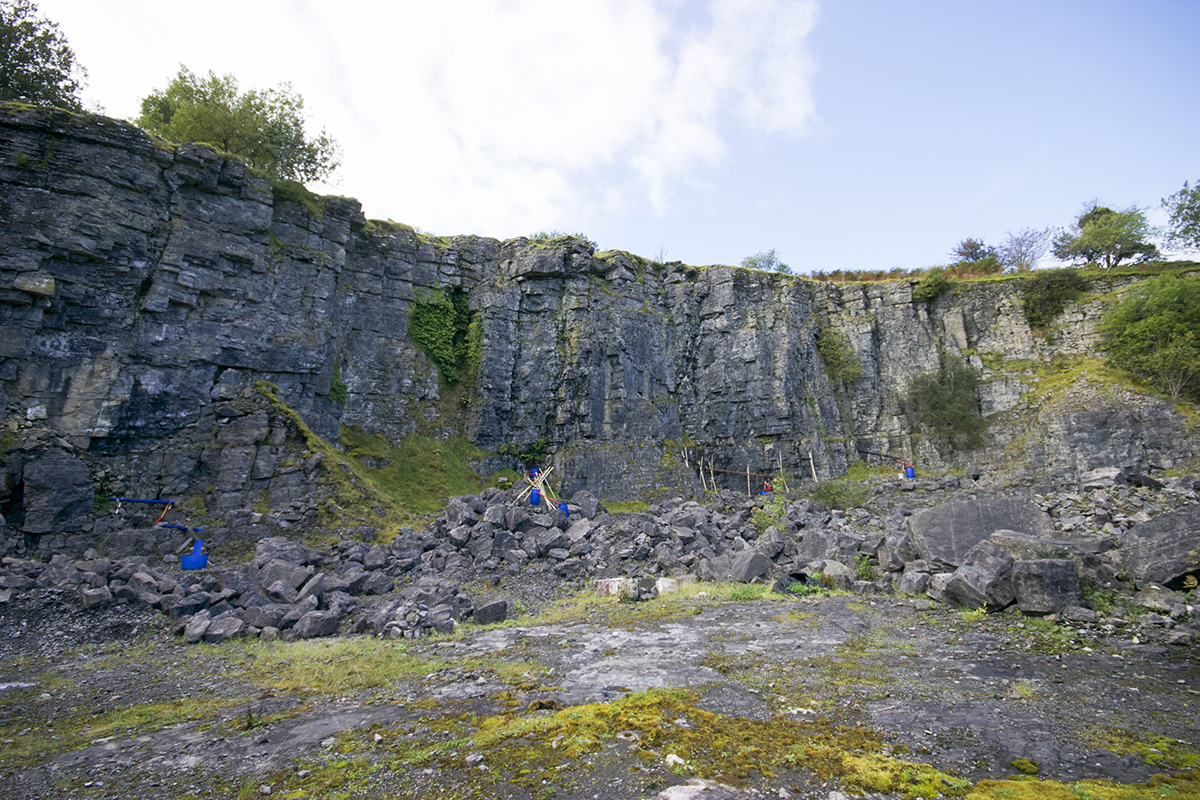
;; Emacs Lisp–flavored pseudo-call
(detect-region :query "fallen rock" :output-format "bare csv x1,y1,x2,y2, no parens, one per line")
907,497,1055,570
20,450,93,534
290,610,341,639
1120,505,1200,588
473,599,508,625
1134,585,1185,614
1011,559,1083,615
943,541,1015,610
730,550,772,583
203,615,246,643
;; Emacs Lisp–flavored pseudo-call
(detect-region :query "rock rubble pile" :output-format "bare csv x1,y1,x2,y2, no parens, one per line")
1,469,1196,648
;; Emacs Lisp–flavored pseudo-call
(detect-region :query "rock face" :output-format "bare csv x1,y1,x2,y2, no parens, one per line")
0,105,1197,509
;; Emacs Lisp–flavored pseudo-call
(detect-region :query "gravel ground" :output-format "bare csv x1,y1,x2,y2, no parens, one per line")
1,585,1197,800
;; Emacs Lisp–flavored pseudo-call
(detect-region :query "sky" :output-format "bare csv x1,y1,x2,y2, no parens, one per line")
34,0,1200,273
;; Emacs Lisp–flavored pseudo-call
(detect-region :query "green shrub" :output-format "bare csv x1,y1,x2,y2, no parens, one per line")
407,286,477,385
329,358,347,404
497,438,548,467
1099,273,1200,402
904,353,986,449
912,267,952,302
751,494,787,534
853,554,876,581
529,230,596,249
809,479,870,510
945,256,1004,279
815,328,862,385
1022,268,1088,328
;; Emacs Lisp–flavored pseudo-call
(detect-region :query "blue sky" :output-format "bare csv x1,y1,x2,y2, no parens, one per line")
37,0,1200,273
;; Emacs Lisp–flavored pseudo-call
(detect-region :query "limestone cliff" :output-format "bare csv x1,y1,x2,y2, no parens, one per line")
0,105,1195,515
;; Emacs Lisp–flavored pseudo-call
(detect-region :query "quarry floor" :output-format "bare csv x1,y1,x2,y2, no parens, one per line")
1,588,1198,800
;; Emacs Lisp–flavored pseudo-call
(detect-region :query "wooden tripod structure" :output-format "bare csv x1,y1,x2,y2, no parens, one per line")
510,465,560,507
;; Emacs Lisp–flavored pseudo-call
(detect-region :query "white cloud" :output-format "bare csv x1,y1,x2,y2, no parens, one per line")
40,0,819,237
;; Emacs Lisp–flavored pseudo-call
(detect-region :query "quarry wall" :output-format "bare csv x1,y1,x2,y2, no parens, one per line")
1,105,1194,506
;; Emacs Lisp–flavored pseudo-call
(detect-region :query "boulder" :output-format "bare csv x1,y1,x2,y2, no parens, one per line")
755,527,786,560
927,572,954,603
263,579,298,604
184,611,212,643
806,559,854,591
907,497,1054,570
570,490,602,519
256,558,313,592
473,599,508,625
896,571,930,595
1060,605,1100,624
730,550,772,583
241,604,289,630
363,546,388,570
21,450,93,534
1134,585,1185,613
290,610,340,639
81,585,112,608
254,537,315,566
361,571,395,595
987,531,1115,591
1011,559,1083,615
280,594,319,629
444,496,479,527
1120,505,1200,588
296,573,325,604
942,541,1015,610
203,615,245,643
325,567,368,595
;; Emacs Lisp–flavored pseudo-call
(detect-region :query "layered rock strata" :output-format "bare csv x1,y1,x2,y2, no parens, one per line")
1,104,1196,514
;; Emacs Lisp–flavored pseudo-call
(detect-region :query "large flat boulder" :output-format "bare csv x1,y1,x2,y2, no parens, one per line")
907,497,1054,570
21,450,93,534
1120,505,1200,588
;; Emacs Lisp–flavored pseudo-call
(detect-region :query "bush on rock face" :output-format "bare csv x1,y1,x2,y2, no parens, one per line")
904,353,985,450
1100,273,1200,403
1021,268,1088,328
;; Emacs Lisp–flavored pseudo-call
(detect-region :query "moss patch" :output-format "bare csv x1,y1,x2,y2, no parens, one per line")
339,425,485,517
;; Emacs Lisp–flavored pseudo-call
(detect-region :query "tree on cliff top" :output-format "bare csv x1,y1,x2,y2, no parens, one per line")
137,66,340,184
1163,180,1200,251
0,0,87,111
741,249,792,274
1052,202,1157,270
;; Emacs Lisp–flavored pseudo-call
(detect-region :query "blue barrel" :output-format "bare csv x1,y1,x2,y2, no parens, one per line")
905,466,915,479
182,539,207,569
558,501,569,517
530,489,541,506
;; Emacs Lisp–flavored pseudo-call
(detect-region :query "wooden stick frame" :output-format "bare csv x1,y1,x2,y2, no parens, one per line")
510,465,559,506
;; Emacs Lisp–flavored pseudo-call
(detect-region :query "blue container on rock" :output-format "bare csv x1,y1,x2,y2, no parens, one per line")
905,466,915,479
530,489,541,506
181,539,207,569
558,501,569,517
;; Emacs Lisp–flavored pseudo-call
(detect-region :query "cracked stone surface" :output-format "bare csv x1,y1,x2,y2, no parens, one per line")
1,588,1196,799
